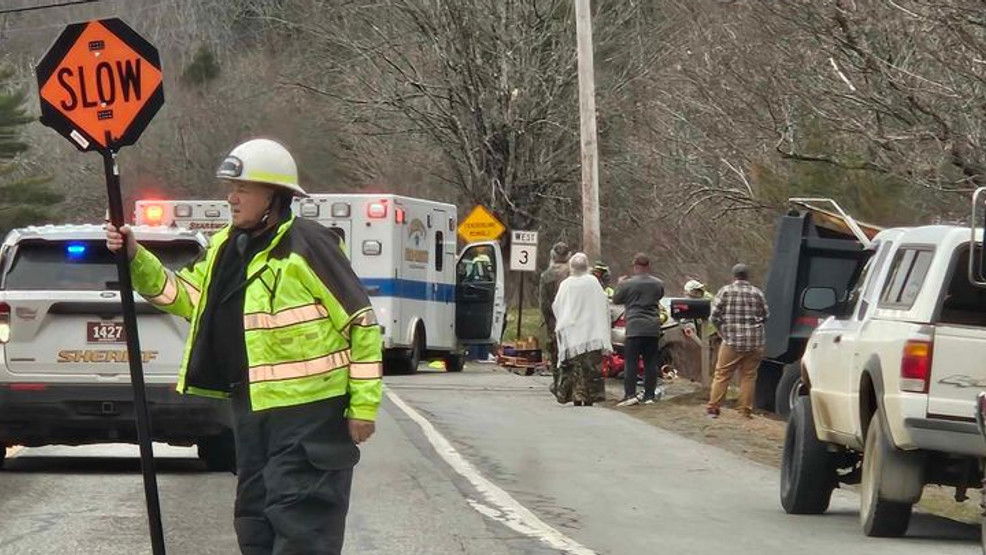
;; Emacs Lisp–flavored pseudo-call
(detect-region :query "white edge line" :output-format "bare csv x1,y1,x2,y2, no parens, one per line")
385,389,595,555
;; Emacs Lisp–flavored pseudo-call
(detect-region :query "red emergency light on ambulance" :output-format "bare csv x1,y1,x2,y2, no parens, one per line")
133,194,505,373
135,200,230,235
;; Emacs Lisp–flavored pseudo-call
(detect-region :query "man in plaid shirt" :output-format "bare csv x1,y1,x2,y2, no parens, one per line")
707,264,769,418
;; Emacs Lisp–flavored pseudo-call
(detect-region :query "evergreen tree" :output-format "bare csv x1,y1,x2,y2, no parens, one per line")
180,45,221,88
0,68,63,234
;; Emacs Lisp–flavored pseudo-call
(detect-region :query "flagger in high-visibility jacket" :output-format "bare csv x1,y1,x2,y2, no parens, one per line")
106,138,381,555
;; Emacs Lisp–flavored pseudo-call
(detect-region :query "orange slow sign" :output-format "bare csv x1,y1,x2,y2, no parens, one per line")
36,18,163,152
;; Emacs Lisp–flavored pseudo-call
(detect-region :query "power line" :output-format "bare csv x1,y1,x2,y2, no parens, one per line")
0,0,100,16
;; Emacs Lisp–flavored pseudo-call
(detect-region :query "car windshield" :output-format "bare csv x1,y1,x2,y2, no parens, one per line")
2,240,201,291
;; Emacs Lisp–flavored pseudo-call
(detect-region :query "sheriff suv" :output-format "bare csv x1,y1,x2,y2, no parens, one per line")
781,224,986,538
0,225,234,470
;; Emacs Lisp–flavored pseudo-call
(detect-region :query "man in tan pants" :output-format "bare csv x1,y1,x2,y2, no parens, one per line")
707,264,769,419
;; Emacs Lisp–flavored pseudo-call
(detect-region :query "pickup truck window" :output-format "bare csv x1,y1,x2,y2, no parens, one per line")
3,240,201,291
939,248,986,326
879,247,934,309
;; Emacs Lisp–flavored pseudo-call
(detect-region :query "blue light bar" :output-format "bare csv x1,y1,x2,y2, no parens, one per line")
66,244,87,257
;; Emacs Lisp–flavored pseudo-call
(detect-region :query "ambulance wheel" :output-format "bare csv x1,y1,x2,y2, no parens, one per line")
394,326,424,374
199,430,236,472
444,353,465,372
409,328,423,373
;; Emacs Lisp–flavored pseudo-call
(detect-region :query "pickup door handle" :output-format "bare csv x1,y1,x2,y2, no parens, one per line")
833,335,842,344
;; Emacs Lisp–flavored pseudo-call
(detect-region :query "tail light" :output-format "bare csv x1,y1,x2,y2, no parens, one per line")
0,302,10,343
367,201,388,219
143,204,164,225
395,207,406,224
900,340,933,393
8,383,46,392
795,316,821,328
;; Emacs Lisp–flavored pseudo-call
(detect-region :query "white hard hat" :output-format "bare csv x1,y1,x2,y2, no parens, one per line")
216,138,307,197
684,279,706,293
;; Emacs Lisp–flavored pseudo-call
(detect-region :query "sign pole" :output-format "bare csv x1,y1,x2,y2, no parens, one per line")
37,17,167,555
516,272,525,341
102,148,166,555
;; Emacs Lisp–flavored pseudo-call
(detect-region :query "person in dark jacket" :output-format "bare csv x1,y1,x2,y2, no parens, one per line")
613,253,666,406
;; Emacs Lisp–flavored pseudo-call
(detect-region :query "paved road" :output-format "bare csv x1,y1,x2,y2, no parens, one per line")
0,364,979,554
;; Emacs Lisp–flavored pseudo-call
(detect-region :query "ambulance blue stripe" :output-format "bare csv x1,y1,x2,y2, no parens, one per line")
361,278,456,302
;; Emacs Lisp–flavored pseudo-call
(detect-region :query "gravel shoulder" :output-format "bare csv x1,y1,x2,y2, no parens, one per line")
606,378,983,525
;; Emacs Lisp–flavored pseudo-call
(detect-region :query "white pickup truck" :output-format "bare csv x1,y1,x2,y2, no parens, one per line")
781,223,986,538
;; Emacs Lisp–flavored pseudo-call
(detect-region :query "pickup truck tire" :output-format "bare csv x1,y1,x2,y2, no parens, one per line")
198,430,236,472
781,396,836,514
774,363,803,420
860,413,919,537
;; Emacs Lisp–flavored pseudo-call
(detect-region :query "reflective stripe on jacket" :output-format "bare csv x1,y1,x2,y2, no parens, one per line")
129,216,383,420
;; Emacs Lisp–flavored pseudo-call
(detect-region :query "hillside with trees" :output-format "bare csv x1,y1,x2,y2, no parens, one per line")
0,0,978,289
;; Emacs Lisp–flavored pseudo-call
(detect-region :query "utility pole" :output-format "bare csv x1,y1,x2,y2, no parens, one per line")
574,0,601,261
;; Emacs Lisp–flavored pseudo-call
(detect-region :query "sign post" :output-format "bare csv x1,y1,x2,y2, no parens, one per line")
509,230,539,342
37,19,166,555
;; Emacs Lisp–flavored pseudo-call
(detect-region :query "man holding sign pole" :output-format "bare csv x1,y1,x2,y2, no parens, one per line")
107,139,382,554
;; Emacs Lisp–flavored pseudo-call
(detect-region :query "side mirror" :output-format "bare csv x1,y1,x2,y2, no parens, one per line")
802,287,838,312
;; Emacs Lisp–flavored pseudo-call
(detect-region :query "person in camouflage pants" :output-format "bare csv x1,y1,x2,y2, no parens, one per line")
539,242,571,396
552,253,612,406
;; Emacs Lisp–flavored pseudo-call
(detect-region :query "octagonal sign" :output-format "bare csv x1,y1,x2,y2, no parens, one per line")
36,18,164,152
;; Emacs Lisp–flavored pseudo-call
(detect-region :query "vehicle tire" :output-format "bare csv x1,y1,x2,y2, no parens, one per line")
444,353,465,373
404,326,424,374
860,413,920,537
755,360,782,412
981,511,986,555
198,430,236,472
780,396,837,514
775,363,803,421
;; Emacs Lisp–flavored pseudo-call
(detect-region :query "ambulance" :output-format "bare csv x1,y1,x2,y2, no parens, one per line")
134,195,505,373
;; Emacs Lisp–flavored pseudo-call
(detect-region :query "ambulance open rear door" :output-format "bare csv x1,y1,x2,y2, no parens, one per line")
454,242,505,344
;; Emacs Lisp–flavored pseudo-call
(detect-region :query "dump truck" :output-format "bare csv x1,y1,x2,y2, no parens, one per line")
755,198,883,418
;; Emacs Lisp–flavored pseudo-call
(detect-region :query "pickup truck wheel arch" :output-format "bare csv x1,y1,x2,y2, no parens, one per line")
859,355,884,443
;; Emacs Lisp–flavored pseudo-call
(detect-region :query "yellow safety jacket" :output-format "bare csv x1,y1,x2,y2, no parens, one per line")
129,216,383,420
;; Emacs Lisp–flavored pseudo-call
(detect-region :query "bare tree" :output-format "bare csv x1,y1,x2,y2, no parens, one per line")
274,0,662,231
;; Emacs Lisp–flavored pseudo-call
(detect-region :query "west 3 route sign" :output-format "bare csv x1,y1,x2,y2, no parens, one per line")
36,18,164,152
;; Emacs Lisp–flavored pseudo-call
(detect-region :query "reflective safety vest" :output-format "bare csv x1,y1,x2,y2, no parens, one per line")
129,216,383,420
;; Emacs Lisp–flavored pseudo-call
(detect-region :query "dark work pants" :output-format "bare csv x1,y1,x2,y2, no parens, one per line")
231,386,358,555
623,336,661,400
